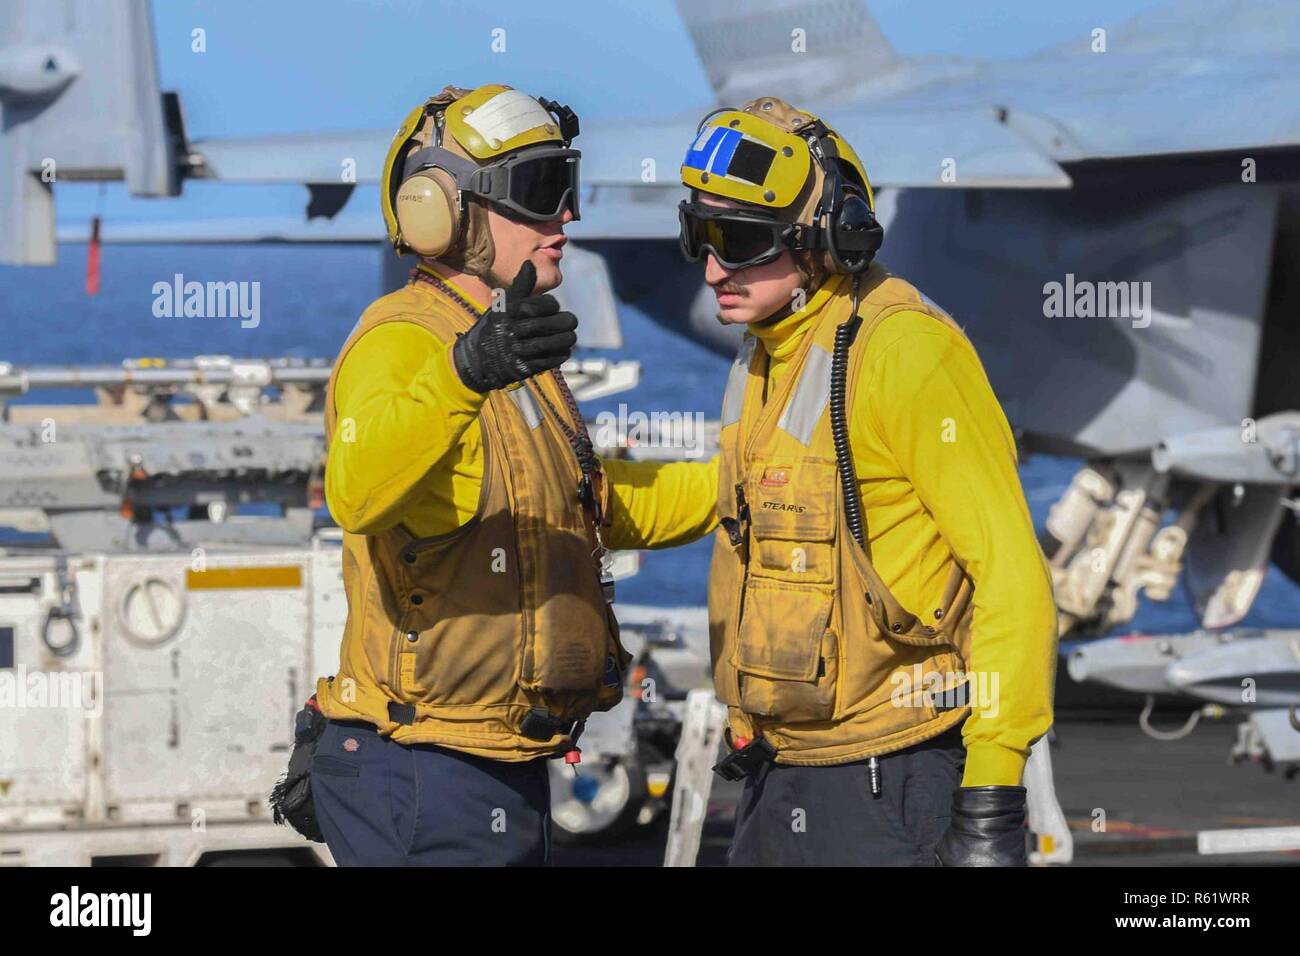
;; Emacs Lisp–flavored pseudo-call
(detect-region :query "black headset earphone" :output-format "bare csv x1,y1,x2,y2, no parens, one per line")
802,121,883,274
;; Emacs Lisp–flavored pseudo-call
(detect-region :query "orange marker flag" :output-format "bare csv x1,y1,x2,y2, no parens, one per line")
85,215,102,296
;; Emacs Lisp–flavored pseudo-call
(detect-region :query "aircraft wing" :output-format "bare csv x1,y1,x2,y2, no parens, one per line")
867,48,1300,165
185,118,701,241
817,108,1070,188
164,0,1300,184
576,110,1070,192
181,96,1071,243
191,131,390,183
14,0,1298,264
672,0,1300,169
186,101,1071,219
973,0,1300,162
55,214,383,244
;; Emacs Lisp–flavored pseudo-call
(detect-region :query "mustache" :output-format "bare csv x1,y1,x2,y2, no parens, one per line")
714,282,746,296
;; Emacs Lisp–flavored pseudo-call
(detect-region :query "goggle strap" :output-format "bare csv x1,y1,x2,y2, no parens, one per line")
792,222,878,253
469,166,504,202
403,148,572,212
790,222,826,252
402,146,478,186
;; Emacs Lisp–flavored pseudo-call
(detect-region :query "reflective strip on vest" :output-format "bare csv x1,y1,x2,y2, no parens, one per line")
918,290,953,321
508,384,542,430
721,336,757,427
777,343,832,446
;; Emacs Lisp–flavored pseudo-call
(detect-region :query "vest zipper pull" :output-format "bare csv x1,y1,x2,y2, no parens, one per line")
867,756,881,797
565,745,582,776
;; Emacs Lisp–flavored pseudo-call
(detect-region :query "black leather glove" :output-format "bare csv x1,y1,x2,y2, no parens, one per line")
451,260,578,392
935,785,1028,866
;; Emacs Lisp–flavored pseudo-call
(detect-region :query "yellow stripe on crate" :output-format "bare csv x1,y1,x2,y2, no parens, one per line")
186,566,302,590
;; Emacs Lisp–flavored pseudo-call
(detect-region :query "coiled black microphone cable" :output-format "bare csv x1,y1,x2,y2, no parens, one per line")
831,275,866,549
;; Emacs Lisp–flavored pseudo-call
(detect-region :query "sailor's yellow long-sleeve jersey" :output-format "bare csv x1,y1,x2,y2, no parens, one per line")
324,277,719,548
326,276,1055,787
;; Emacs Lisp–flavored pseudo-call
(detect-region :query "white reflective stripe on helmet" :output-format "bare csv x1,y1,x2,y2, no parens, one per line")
464,89,554,145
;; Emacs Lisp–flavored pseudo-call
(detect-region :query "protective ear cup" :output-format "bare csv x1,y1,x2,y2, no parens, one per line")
395,166,460,258
832,191,883,272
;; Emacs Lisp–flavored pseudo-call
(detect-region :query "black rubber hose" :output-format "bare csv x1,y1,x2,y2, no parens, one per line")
831,304,865,550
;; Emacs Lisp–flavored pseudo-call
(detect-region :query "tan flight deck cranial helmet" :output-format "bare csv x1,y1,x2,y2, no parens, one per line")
381,84,581,276
678,95,883,285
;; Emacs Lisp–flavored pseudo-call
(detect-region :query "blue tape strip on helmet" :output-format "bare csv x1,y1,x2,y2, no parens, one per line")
709,127,742,175
683,125,776,188
683,126,742,174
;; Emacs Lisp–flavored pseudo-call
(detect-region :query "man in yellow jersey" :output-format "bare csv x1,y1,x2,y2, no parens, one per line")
678,97,1058,865
304,85,715,866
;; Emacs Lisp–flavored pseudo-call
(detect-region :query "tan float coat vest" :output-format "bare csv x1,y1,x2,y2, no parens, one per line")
709,264,976,765
315,280,628,761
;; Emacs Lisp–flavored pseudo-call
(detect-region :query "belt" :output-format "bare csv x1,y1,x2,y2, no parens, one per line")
382,700,581,749
384,701,578,742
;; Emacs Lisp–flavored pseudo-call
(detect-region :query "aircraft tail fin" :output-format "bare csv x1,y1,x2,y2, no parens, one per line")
673,0,897,104
0,0,179,265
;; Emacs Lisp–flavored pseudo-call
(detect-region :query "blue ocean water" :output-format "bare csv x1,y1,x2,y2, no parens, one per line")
1,244,1296,635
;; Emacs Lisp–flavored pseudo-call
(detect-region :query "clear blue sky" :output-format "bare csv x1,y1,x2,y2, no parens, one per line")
57,0,1168,225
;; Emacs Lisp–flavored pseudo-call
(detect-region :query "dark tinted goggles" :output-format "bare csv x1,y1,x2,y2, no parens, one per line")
678,201,793,271
406,145,581,222
477,147,581,222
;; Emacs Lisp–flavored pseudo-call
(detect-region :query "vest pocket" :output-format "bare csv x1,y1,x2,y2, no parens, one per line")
747,458,837,543
732,580,838,722
848,540,973,650
754,539,833,584
522,571,615,703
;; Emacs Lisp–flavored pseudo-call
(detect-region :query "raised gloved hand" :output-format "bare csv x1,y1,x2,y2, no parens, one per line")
451,260,578,392
935,785,1028,866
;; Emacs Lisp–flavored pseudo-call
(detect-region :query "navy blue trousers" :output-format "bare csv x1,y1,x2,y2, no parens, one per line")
727,724,966,866
310,719,552,866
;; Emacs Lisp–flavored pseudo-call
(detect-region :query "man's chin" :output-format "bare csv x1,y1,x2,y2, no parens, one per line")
716,306,760,325
532,257,563,292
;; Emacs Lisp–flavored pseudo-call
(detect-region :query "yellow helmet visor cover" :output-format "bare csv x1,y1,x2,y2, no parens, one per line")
680,111,811,211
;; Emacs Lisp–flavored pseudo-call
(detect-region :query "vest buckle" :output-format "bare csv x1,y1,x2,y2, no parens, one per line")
387,701,417,726
712,734,777,781
520,707,576,741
